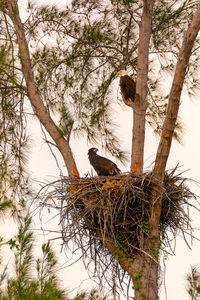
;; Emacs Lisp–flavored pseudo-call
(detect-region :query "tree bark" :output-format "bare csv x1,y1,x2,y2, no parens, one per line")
131,0,155,175
105,6,200,298
102,233,158,300
5,0,79,178
129,4,200,300
145,5,200,300
150,4,200,240
153,5,200,183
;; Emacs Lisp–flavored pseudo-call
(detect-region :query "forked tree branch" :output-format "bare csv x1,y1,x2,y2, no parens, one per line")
5,0,79,178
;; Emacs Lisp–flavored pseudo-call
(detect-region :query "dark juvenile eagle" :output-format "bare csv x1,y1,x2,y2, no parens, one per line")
88,148,120,176
117,70,136,107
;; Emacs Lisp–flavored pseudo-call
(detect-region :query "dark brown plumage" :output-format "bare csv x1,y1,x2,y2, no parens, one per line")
117,70,136,107
88,148,120,176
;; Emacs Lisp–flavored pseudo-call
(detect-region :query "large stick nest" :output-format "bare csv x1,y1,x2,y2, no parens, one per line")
41,170,196,291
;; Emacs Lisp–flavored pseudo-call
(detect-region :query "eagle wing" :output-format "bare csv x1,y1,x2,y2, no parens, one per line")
120,75,136,103
90,155,120,176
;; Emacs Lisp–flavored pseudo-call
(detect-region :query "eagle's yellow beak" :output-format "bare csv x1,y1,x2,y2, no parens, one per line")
117,71,121,75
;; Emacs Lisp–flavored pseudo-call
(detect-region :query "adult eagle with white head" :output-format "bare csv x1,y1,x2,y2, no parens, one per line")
117,70,136,107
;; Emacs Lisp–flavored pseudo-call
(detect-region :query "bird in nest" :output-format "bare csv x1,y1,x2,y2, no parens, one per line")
117,70,136,107
88,148,120,176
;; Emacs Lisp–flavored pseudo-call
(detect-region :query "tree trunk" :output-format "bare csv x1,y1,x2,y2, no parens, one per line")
150,3,200,245
131,0,155,175
5,0,79,178
130,4,200,300
146,6,200,300
103,233,158,299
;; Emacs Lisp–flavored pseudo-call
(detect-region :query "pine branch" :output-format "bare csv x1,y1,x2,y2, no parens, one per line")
5,0,79,178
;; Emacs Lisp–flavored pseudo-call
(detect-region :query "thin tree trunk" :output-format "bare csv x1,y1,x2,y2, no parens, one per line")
5,0,79,178
150,4,200,241
144,6,200,300
131,0,155,175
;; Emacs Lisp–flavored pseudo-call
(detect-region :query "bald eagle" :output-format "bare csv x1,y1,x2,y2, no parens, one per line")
88,148,120,176
117,70,136,107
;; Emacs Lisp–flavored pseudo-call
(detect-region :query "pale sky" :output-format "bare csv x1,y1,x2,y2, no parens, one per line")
1,1,200,299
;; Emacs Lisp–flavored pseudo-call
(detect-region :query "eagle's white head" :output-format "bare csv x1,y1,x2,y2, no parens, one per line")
117,70,128,76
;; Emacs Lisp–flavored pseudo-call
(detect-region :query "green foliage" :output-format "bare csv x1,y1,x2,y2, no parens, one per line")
73,288,107,300
132,272,152,300
186,265,200,300
142,221,149,236
0,215,66,299
7,217,35,300
24,0,200,158
152,0,193,50
0,201,13,213
27,1,139,160
8,239,20,251
36,240,63,299
132,272,143,290
115,232,129,258
58,106,74,138
0,15,31,210
0,1,7,10
0,216,106,300
139,291,151,300
0,0,199,176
